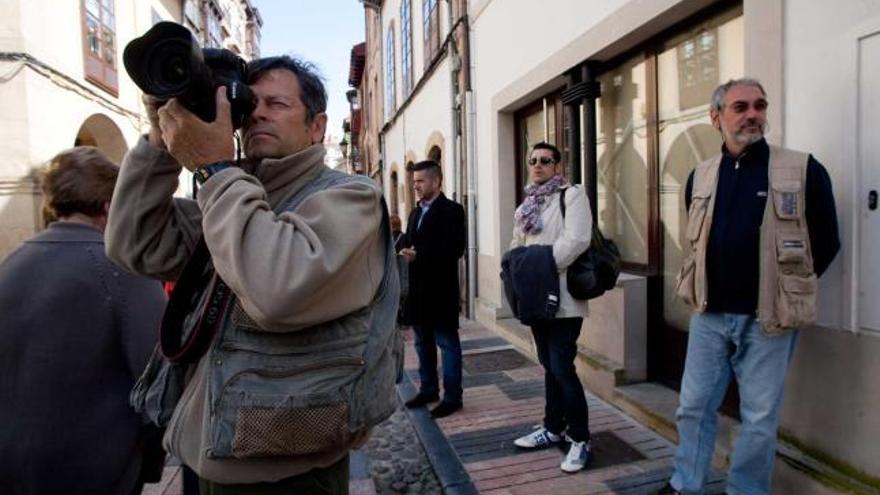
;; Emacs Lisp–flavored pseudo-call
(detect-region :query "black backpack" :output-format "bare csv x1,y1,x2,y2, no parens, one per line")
559,187,621,300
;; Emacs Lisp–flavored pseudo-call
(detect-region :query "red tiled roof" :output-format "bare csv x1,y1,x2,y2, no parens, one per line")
348,42,366,87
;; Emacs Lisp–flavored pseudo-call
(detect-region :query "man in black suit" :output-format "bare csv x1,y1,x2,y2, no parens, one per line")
400,160,466,418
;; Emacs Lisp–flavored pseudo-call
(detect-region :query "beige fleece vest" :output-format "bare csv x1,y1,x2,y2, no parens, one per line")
675,145,817,334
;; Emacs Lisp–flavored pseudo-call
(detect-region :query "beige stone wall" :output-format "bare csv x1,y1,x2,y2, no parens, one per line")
0,0,260,260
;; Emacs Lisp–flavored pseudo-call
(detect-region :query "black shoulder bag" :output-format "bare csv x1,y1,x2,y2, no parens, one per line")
559,186,621,300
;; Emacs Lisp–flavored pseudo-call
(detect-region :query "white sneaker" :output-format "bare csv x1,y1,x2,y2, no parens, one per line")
560,440,590,473
513,426,562,449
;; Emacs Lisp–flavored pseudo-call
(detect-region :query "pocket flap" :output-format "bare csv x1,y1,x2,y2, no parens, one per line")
780,274,816,294
771,180,801,193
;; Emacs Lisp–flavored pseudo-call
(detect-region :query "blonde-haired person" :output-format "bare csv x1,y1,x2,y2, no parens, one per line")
509,141,593,473
0,147,166,495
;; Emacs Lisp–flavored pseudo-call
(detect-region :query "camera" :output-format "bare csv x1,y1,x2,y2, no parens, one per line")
123,21,255,129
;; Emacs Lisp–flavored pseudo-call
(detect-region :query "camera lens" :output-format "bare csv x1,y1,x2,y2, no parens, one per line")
144,40,193,96
159,55,189,86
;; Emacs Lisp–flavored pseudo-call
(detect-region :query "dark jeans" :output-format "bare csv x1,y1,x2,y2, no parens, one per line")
198,454,349,495
413,323,463,404
530,317,590,442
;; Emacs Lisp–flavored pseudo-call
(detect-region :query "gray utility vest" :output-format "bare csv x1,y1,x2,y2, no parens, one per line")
675,145,817,335
133,167,403,459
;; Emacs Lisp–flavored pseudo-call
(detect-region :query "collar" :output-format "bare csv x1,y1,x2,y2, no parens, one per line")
241,143,327,206
419,193,441,209
30,222,103,243
721,137,769,167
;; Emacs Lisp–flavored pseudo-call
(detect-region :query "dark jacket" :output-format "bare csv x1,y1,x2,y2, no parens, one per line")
0,222,166,495
501,245,560,325
685,138,840,314
401,193,465,328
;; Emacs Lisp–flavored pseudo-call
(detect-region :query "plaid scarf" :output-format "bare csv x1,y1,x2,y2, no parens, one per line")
514,175,566,235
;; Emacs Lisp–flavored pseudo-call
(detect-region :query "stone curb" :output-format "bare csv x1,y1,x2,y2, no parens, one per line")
397,375,479,495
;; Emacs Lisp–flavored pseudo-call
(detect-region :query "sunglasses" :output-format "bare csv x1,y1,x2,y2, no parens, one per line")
528,157,557,166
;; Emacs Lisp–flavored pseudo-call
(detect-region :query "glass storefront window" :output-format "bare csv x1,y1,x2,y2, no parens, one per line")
658,13,743,330
596,55,650,265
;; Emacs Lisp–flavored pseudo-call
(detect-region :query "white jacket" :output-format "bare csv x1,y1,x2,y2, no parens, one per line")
510,184,592,318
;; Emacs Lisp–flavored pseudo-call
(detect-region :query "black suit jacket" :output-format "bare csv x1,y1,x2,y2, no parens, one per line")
401,193,465,328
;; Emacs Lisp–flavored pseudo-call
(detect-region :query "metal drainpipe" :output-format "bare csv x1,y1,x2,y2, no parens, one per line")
446,0,460,202
466,90,477,319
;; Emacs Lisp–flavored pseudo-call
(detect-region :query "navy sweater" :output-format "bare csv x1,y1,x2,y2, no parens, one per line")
685,139,840,315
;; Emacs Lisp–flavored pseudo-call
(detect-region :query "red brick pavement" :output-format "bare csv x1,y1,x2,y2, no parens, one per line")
402,319,725,494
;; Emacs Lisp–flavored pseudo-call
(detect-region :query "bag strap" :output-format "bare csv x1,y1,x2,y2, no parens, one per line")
559,187,566,218
558,185,606,249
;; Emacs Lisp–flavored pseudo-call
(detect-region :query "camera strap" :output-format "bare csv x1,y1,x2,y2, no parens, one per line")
160,237,233,363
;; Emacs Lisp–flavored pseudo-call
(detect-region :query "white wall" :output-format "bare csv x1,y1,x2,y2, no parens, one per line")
779,0,880,477
0,0,182,259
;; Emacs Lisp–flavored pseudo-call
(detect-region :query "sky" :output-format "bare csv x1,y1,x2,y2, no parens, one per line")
253,0,366,144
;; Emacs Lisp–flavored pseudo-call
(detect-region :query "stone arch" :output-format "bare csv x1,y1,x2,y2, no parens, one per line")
423,131,445,168
74,114,128,163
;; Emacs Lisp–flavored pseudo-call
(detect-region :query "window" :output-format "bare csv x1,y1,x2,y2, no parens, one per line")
422,0,440,65
400,0,413,97
596,55,651,266
184,0,203,35
207,8,222,48
514,93,567,202
658,13,743,331
81,0,118,95
385,24,396,120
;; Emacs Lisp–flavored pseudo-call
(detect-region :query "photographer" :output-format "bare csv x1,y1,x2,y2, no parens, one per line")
106,55,396,494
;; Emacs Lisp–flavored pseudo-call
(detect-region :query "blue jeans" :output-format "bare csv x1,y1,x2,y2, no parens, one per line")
530,317,590,443
413,324,463,404
670,313,798,495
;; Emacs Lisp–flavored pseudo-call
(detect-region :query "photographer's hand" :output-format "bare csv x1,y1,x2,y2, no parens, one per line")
158,87,235,171
142,94,166,150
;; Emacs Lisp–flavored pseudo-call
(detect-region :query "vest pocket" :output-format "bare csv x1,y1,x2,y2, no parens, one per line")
776,272,817,329
209,357,364,459
776,233,808,264
772,181,801,220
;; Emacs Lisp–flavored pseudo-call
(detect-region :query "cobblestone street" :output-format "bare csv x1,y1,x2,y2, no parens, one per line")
362,405,441,494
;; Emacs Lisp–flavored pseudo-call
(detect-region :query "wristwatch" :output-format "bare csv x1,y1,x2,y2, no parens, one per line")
194,160,234,184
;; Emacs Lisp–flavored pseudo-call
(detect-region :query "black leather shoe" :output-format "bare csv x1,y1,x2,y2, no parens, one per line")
405,393,439,408
430,401,462,418
656,482,681,494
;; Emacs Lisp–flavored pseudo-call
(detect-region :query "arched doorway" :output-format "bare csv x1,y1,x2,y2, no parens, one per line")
74,114,128,163
427,145,441,165
405,161,415,211
389,169,399,216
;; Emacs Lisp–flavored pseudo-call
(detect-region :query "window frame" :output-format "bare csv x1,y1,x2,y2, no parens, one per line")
384,22,397,121
422,0,440,66
80,0,118,96
400,0,413,97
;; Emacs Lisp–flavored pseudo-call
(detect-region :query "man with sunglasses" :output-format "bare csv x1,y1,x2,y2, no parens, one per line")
508,142,593,473
660,79,840,495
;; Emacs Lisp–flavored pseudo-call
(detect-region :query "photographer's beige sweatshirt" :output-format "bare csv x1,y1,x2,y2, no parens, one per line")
106,136,384,483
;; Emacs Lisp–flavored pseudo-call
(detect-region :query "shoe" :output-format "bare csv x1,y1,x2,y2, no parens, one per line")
405,392,439,408
560,440,590,473
656,482,681,494
513,426,562,449
430,401,462,418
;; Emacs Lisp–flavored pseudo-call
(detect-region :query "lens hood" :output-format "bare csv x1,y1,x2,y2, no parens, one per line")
123,21,204,98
